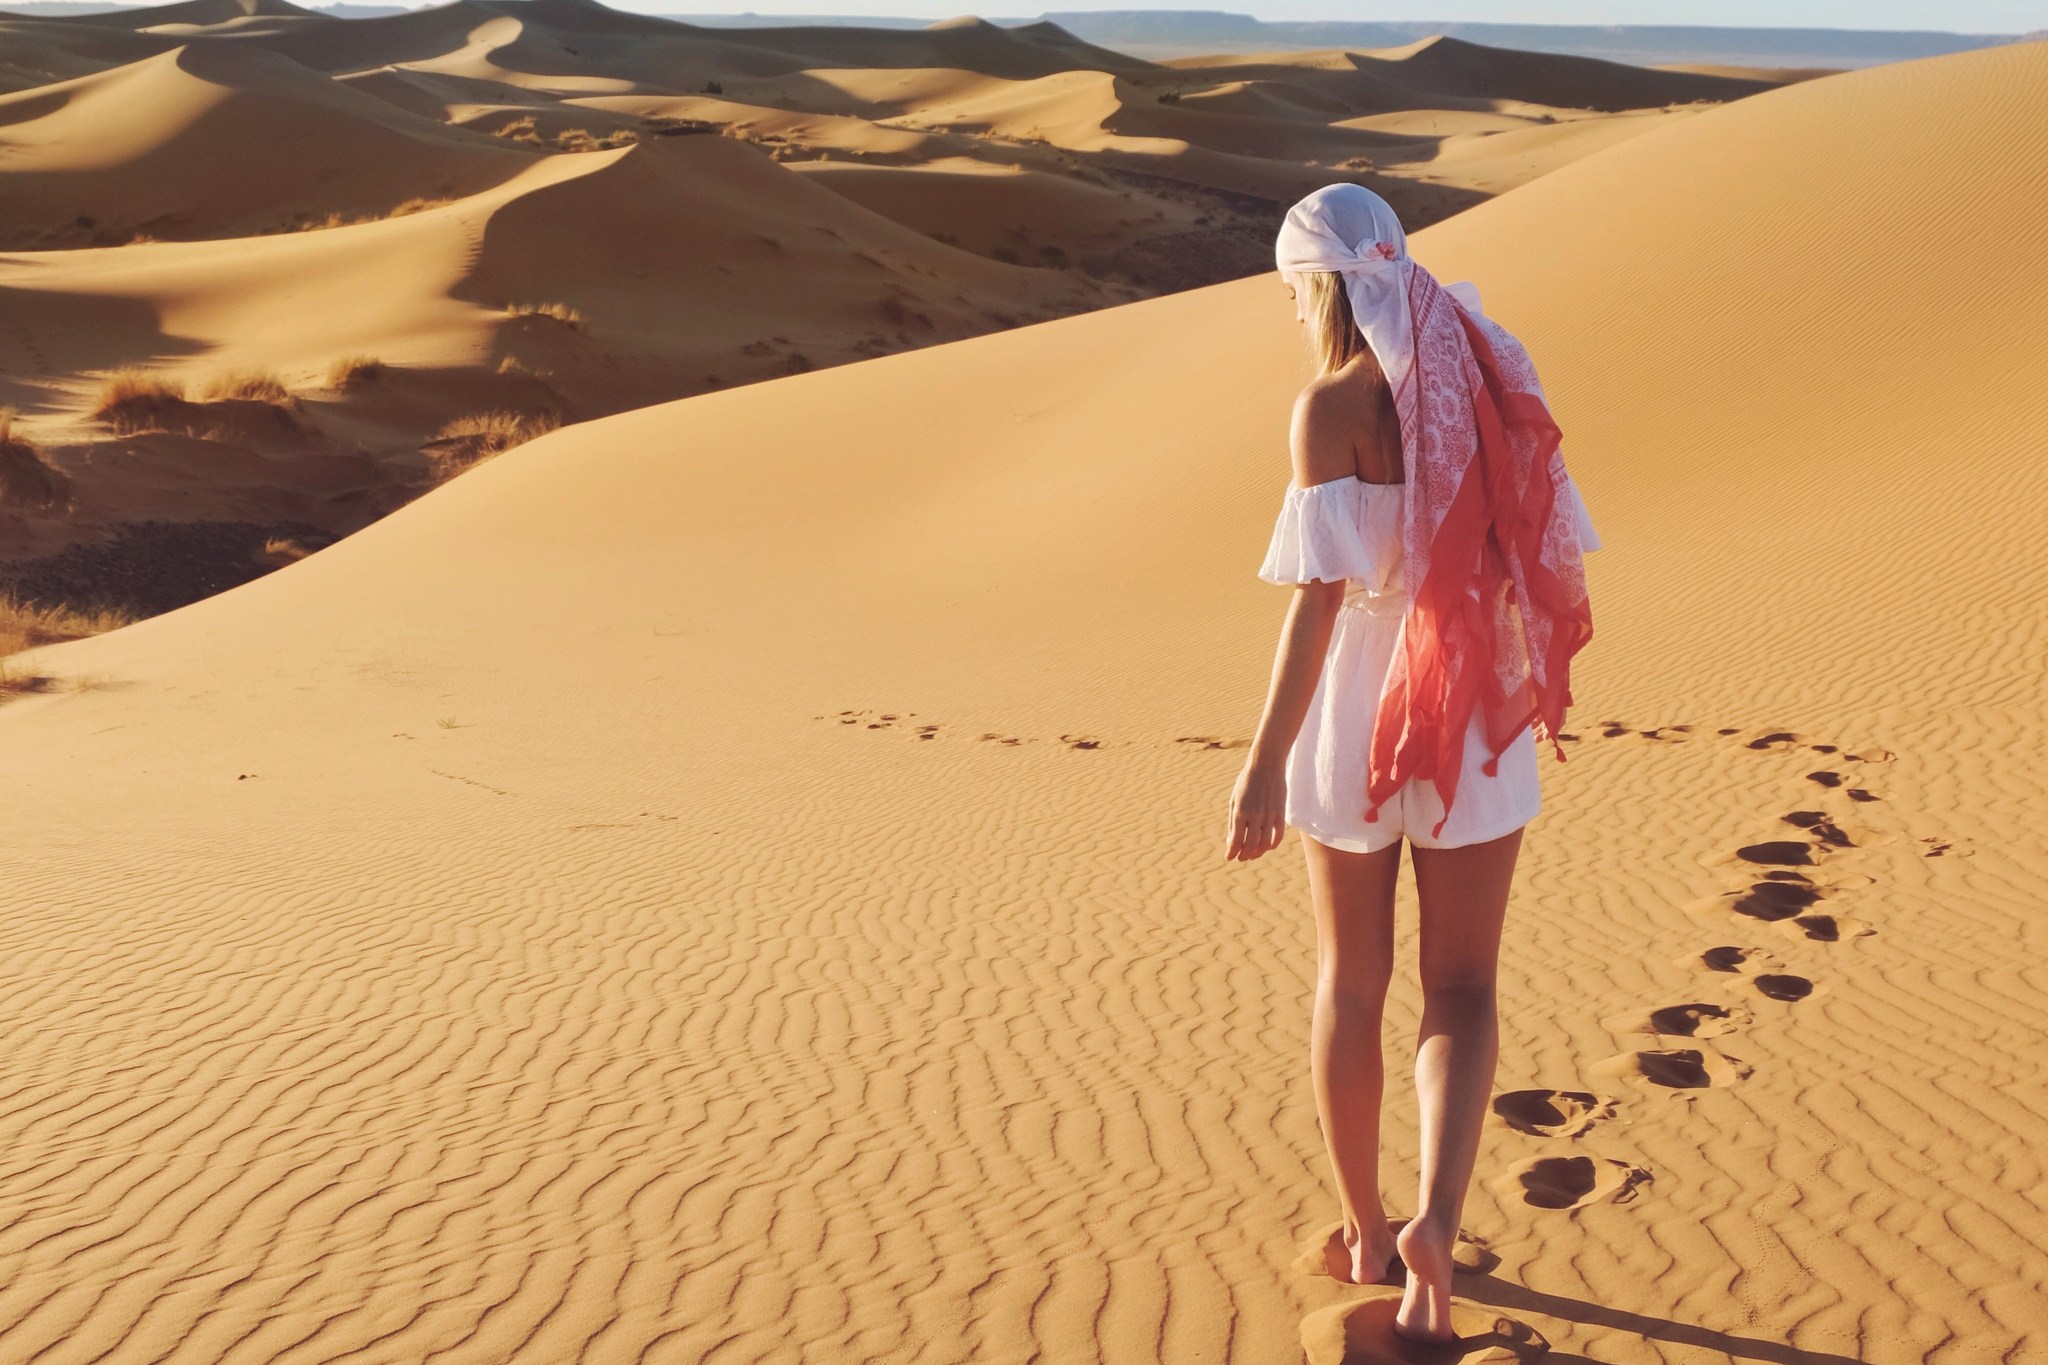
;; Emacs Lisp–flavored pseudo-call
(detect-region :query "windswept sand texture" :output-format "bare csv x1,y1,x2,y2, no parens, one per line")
2,33,2044,1364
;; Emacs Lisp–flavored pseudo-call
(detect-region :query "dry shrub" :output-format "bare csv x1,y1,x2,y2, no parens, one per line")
388,196,453,217
195,369,295,405
494,115,545,145
94,365,301,437
326,354,387,389
287,197,455,233
0,653,52,698
255,535,316,568
505,300,586,331
0,408,71,512
556,127,640,152
423,409,562,480
1,593,132,688
91,365,189,434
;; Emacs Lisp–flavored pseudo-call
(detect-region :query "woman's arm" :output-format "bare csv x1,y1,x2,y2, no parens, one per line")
1225,380,1359,862
1225,580,1346,861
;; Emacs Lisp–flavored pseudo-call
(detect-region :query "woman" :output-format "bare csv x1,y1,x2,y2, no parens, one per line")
1223,184,1601,1346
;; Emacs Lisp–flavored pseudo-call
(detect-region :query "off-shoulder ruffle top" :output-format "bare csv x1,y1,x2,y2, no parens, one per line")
1257,473,1603,617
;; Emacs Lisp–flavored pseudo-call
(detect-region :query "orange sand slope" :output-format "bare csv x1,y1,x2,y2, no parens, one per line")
0,42,537,249
2,2,1787,598
6,36,2047,1365
0,128,1103,560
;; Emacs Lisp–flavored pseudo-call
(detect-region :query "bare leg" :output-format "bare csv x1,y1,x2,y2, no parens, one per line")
1394,825,1523,1343
1301,832,1402,1284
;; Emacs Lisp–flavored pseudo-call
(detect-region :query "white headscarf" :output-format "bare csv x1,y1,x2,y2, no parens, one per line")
1274,183,1486,453
1273,183,1595,838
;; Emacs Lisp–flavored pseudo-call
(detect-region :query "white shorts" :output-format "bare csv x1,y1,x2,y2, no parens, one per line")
1285,602,1542,854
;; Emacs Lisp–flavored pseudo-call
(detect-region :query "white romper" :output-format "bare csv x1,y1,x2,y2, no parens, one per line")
1257,474,1603,853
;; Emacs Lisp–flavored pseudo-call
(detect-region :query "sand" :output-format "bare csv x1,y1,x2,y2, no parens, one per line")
2,24,2045,1365
0,4,1781,598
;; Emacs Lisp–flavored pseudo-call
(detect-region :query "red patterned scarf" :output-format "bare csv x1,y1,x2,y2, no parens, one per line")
1364,263,1595,836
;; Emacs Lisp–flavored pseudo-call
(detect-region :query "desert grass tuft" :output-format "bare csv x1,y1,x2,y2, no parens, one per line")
326,354,388,389
195,369,296,406
424,409,563,480
554,127,639,152
504,301,586,331
493,114,546,145
0,594,134,681
91,366,189,434
0,408,72,511
387,196,453,217
255,536,317,568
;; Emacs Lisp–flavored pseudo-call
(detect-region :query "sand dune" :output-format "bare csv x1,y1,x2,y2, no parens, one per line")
1655,62,1837,84
1369,33,1777,108
0,130,1103,398
0,15,170,93
0,129,1108,575
3,33,2044,1364
1163,34,1777,109
786,155,1208,277
64,0,322,28
0,0,1786,619
0,42,537,248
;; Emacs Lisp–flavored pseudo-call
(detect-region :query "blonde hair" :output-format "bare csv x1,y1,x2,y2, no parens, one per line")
1298,269,1378,380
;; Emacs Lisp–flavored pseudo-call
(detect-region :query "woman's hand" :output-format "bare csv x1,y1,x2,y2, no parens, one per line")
1225,758,1290,861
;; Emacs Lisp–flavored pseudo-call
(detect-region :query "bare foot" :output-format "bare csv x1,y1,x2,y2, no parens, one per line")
1391,1215,1458,1344
1321,1219,1401,1285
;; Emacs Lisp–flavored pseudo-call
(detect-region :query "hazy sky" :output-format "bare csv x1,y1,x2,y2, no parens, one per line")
617,3,2040,33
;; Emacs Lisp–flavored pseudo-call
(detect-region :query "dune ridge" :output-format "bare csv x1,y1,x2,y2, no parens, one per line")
0,42,536,248
2,29,2043,1365
0,0,1790,620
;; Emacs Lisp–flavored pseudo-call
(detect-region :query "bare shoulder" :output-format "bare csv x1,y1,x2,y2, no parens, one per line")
1287,376,1358,487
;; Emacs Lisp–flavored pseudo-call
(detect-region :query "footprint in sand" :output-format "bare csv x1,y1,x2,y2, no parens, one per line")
1750,972,1821,1003
1686,869,1875,927
1695,944,1761,973
1733,838,1823,867
1594,1046,1752,1091
1738,814,1874,868
1778,808,1890,850
1301,1295,1548,1364
1686,940,1846,996
1726,876,1825,920
1488,1088,1617,1139
1806,771,1886,801
1492,1152,1652,1209
1175,734,1252,751
825,708,925,732
1778,909,1874,944
1292,1218,1499,1284
1599,1001,1753,1040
